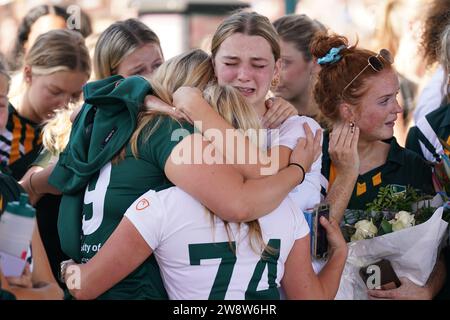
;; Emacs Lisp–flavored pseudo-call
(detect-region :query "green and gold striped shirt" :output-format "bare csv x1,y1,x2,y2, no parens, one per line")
0,104,42,180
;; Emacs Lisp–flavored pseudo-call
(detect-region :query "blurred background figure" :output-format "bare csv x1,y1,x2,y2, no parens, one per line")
295,0,379,48
6,4,92,72
1,29,90,180
93,18,163,80
413,0,450,123
405,24,450,164
272,14,326,122
1,1,385,61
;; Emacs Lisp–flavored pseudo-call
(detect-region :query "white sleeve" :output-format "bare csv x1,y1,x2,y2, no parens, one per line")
287,198,310,240
124,190,166,251
280,116,322,211
290,153,322,212
270,116,323,149
294,207,310,240
413,66,446,123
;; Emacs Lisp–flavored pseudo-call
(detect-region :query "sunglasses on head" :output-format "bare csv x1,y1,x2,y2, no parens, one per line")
342,49,394,95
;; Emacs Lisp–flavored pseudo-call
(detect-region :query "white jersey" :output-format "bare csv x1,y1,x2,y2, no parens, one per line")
125,187,309,300
267,115,322,212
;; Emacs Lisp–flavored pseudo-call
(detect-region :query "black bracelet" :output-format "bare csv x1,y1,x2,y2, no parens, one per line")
288,162,305,185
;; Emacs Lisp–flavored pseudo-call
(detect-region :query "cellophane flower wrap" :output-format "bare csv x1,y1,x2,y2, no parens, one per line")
314,185,450,299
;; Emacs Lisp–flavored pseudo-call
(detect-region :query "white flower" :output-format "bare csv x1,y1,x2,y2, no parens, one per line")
351,219,378,242
389,211,415,231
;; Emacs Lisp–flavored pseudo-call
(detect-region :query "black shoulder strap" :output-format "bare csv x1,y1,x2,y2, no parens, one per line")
416,127,441,162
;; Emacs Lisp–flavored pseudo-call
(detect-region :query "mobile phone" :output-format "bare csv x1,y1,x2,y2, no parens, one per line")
359,259,401,290
312,203,329,258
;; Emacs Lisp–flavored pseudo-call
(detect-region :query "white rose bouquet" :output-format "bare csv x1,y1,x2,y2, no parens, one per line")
334,186,449,299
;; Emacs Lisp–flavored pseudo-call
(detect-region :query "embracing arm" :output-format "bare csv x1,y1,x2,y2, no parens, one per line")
168,87,274,178
165,131,320,223
155,88,298,178
66,218,151,300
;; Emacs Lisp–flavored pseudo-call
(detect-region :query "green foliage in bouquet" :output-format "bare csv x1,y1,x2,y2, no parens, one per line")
415,203,438,225
365,185,419,212
341,185,438,242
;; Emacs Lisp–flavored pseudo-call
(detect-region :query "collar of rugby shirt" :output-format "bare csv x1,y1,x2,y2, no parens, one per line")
439,102,450,130
383,137,404,166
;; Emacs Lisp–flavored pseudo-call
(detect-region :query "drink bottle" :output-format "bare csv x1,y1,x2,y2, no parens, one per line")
0,193,35,277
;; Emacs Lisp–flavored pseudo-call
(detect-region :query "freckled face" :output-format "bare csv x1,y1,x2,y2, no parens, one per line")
354,69,403,142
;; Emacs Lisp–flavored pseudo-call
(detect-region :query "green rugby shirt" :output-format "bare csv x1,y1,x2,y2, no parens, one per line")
321,133,434,210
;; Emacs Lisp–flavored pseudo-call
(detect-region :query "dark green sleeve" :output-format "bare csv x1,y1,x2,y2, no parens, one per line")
416,162,434,196
405,126,425,159
139,116,195,171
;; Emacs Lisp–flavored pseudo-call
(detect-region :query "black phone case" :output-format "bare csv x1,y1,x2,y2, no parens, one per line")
312,203,329,258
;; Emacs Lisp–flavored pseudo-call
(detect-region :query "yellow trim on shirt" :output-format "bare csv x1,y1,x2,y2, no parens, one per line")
372,172,382,186
9,115,22,163
356,182,367,196
445,136,450,156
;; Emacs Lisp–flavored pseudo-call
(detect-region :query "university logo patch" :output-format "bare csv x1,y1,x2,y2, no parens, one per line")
135,198,150,211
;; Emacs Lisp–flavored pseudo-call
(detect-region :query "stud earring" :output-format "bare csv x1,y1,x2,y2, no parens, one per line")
349,121,355,133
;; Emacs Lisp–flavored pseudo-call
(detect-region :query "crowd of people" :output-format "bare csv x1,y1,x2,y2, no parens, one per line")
0,0,449,300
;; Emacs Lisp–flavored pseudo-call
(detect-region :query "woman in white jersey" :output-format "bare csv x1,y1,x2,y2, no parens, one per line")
146,11,323,212
62,58,347,299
